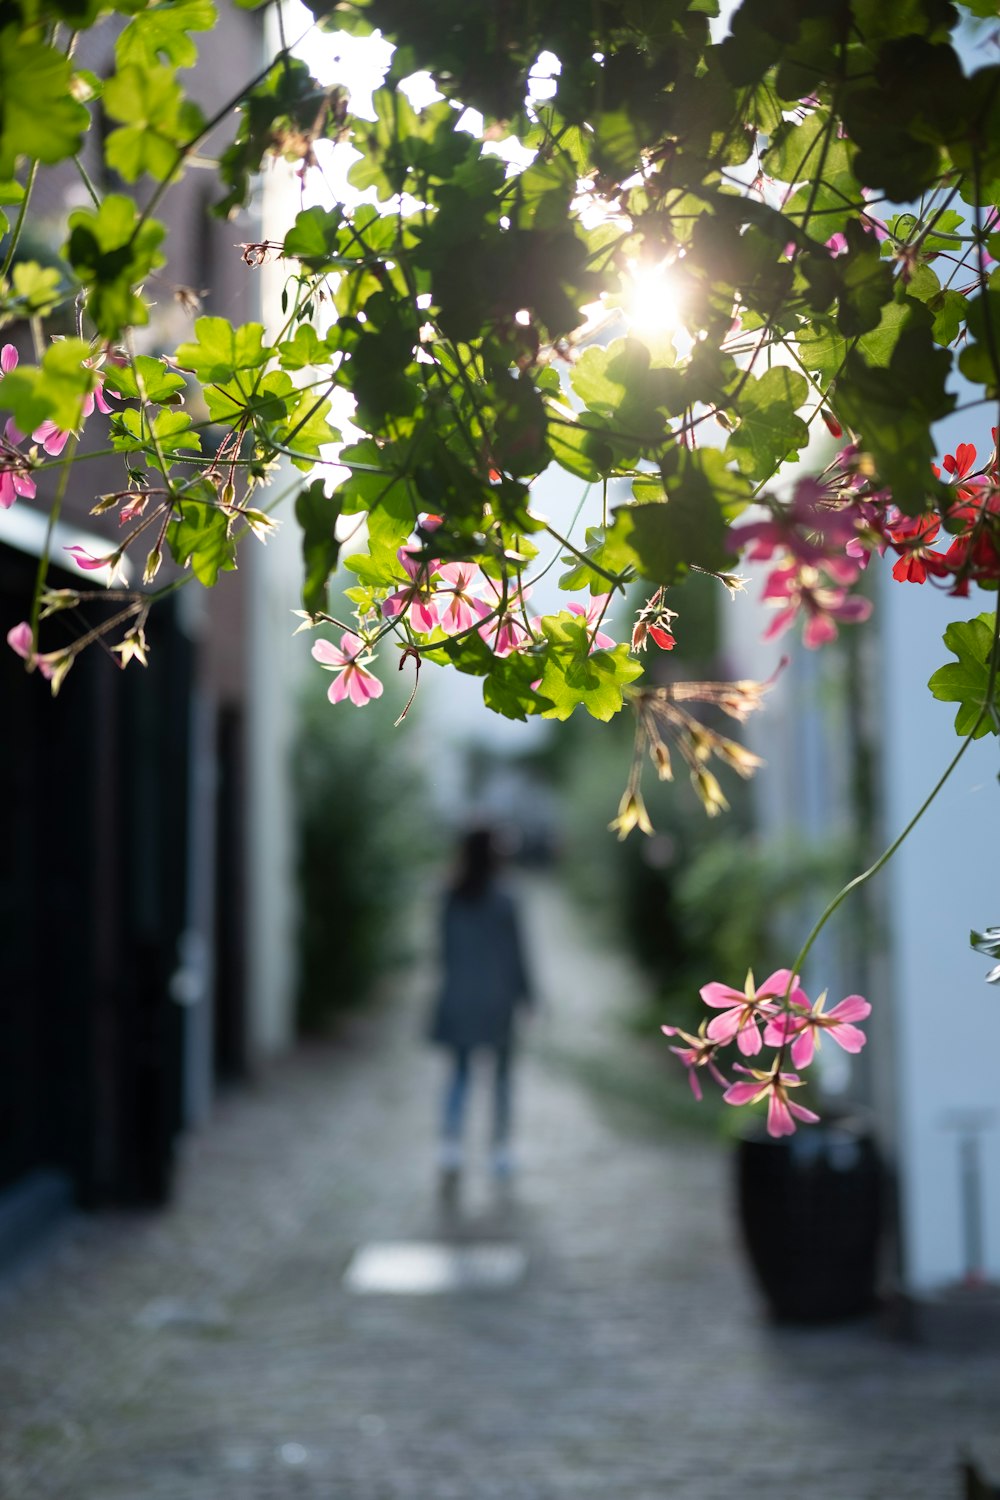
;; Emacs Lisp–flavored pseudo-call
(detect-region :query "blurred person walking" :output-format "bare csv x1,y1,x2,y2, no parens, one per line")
429,827,534,1192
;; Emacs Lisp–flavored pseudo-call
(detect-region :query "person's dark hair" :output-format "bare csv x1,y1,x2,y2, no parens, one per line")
451,826,499,901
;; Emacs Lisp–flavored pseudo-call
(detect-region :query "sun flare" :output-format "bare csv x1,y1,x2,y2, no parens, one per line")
624,260,684,337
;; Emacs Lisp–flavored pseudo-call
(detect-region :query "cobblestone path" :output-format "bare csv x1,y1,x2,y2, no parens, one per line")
2,881,998,1500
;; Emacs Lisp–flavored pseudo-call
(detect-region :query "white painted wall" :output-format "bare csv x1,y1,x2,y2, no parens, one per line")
880,571,1000,1292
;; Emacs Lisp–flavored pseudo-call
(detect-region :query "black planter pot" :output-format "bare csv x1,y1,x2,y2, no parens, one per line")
736,1115,884,1323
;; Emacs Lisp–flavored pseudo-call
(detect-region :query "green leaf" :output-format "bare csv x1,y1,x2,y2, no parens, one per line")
764,111,851,189
482,649,553,721
116,0,217,69
282,206,345,269
558,525,636,593
0,175,23,237
10,261,63,317
726,366,809,481
65,194,167,338
167,494,237,586
203,368,294,426
546,407,614,481
0,337,95,433
927,613,999,738
271,391,339,471
958,291,1000,396
295,477,342,615
277,324,331,370
535,614,642,722
103,64,204,182
835,308,956,513
836,222,895,339
0,31,89,177
174,316,275,383
110,407,201,467
104,354,187,404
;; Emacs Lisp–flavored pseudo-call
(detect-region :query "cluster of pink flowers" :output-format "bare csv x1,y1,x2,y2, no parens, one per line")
728,476,874,649
729,434,1000,649
313,537,624,706
662,967,871,1136
0,343,111,513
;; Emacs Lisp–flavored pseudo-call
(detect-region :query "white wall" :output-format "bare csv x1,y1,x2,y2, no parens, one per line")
880,572,1000,1293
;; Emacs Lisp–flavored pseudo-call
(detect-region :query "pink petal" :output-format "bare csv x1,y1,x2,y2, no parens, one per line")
735,1022,763,1057
312,638,349,668
803,613,838,649
346,664,383,705
7,621,33,659
63,545,109,570
723,1080,765,1107
1,343,18,375
381,591,408,620
827,994,871,1023
411,600,439,633
757,969,801,1001
767,1093,797,1137
327,671,350,704
32,420,71,456
706,1010,742,1045
686,1068,703,1102
830,594,872,624
790,1030,815,1069
787,1099,820,1125
762,604,798,641
827,1022,867,1054
700,982,746,1009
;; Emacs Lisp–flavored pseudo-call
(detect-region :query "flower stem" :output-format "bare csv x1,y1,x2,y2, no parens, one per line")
788,607,1000,984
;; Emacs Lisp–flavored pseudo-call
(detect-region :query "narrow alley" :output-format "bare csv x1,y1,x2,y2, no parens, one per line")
2,883,998,1500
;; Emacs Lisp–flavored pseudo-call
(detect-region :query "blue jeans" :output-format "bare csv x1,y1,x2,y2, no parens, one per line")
442,1046,512,1148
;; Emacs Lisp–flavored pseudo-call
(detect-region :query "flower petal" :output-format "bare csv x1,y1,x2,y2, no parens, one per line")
827,994,871,1023
723,1080,765,1107
700,982,746,1009
312,638,348,668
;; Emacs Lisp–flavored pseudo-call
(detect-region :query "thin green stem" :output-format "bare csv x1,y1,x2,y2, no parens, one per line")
787,608,1000,986
72,154,102,210
1,160,40,280
30,432,79,645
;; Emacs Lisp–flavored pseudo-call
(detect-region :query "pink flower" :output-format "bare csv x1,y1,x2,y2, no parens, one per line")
31,368,111,456
64,544,113,571
1,424,37,510
479,578,531,657
0,349,37,511
567,593,616,650
701,967,804,1056
728,479,861,582
661,1021,729,1101
761,561,872,649
435,562,490,635
723,1066,820,1137
6,620,54,679
382,548,441,633
764,990,871,1069
311,632,384,706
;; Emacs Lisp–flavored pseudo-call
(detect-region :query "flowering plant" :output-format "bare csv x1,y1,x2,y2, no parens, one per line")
2,0,999,1131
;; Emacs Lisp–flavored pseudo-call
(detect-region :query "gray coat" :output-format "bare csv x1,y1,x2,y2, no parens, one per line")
429,883,532,1051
